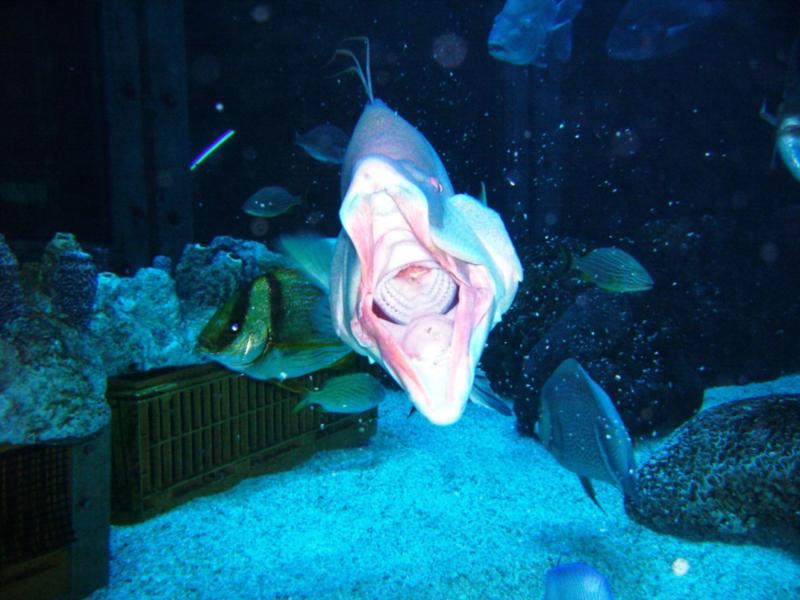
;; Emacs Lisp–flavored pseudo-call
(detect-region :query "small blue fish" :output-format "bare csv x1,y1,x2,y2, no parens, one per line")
488,0,584,67
760,37,800,183
606,0,728,61
544,562,614,600
242,186,301,218
294,124,349,165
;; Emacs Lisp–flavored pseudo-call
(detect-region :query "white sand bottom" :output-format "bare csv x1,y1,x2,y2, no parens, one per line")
90,384,800,599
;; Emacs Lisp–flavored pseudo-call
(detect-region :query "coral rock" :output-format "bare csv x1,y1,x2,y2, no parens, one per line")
625,395,800,550
0,314,109,443
0,233,27,326
40,232,98,328
90,267,201,376
174,235,282,313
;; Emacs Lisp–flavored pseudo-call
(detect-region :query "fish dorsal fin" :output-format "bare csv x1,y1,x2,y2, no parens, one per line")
329,37,374,103
275,234,336,293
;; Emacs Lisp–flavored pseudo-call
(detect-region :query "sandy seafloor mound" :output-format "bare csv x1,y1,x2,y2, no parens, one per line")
90,381,800,599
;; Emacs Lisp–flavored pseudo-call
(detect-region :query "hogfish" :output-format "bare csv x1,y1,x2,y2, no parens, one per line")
313,39,522,425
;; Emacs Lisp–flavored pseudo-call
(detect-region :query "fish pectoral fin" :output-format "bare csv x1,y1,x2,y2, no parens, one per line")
469,366,513,416
578,476,606,514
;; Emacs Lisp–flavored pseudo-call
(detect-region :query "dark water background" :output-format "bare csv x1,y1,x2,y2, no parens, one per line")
1,0,799,428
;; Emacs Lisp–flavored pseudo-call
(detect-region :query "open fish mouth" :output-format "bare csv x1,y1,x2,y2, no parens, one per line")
371,233,459,363
337,156,493,425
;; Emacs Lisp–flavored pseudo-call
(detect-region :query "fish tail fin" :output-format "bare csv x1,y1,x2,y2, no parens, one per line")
557,245,576,278
759,100,779,169
759,98,778,127
578,476,606,514
292,395,311,414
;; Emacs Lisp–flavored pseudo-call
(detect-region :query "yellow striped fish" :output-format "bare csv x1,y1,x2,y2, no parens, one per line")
572,247,653,293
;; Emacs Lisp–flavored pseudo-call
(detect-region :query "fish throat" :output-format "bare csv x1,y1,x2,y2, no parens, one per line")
361,188,461,362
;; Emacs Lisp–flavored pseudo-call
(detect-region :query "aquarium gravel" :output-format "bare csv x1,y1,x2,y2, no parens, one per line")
90,385,800,600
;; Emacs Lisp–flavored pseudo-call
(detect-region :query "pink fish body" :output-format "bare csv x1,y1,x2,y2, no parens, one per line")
331,94,522,425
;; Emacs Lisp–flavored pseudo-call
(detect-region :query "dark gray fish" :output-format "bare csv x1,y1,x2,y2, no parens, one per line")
544,562,614,600
760,37,800,183
572,247,653,293
606,0,728,61
242,186,301,218
294,124,349,165
538,358,638,505
488,0,584,67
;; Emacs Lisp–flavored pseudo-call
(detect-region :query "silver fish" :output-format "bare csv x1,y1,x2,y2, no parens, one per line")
538,358,638,506
292,372,385,414
242,186,301,218
294,124,349,165
488,0,584,67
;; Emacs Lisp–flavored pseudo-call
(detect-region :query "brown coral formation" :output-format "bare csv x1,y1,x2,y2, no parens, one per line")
625,395,800,550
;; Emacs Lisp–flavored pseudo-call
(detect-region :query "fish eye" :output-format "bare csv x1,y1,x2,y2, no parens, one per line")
230,323,240,332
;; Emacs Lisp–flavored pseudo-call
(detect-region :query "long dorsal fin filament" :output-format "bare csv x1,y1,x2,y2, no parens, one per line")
328,36,374,103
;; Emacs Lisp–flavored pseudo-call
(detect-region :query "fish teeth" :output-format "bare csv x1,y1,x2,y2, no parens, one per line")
375,265,457,324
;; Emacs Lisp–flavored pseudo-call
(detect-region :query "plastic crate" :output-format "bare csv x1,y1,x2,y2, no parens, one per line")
0,430,110,600
107,363,378,523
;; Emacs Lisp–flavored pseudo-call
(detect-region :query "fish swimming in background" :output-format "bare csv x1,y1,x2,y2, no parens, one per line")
538,358,638,509
572,247,653,293
287,38,522,426
196,268,352,381
242,186,301,218
544,562,614,600
760,37,800,184
488,0,584,67
292,372,386,414
294,124,350,165
606,0,728,61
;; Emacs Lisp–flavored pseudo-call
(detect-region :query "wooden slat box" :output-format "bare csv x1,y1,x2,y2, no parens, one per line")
0,428,110,600
107,364,378,523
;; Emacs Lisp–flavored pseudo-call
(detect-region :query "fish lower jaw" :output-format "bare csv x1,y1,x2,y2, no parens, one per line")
408,369,467,426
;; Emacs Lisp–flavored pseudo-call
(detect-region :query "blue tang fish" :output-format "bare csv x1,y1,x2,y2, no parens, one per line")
488,0,584,67
544,562,614,600
606,0,728,61
287,39,522,426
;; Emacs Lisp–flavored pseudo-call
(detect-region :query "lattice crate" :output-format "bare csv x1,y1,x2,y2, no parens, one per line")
107,363,377,522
